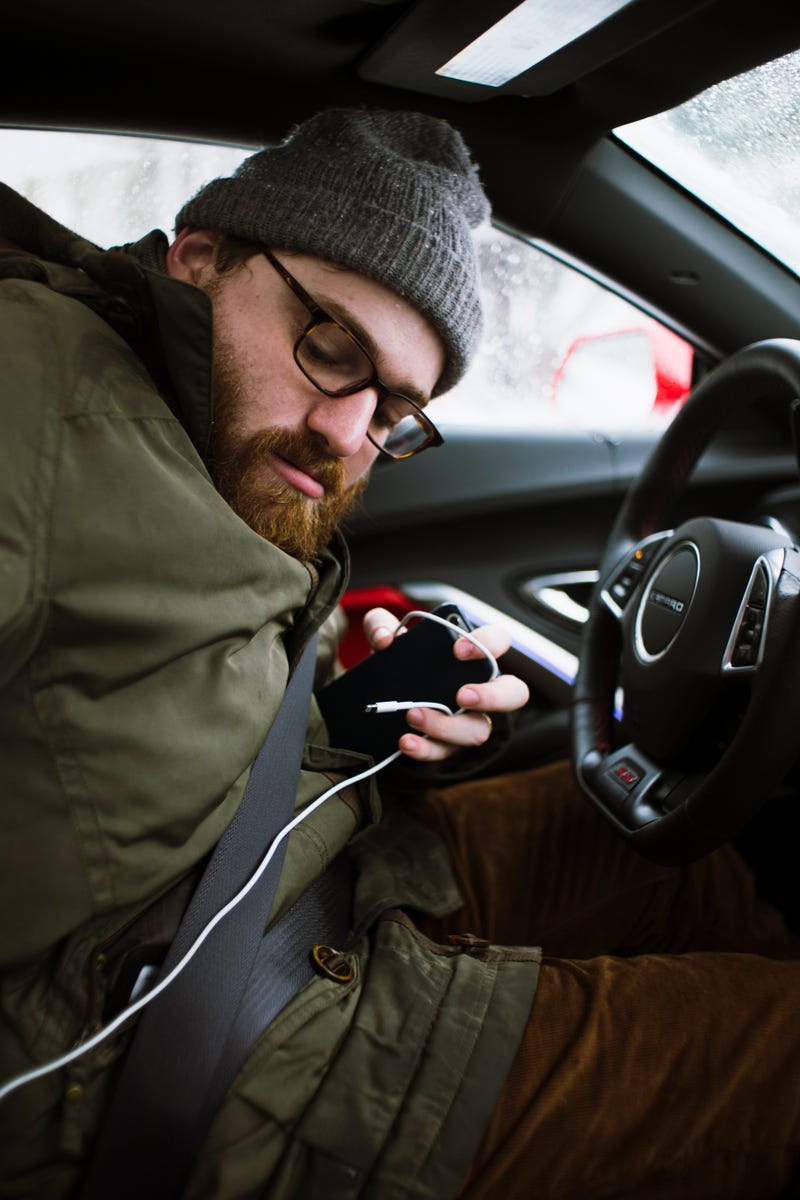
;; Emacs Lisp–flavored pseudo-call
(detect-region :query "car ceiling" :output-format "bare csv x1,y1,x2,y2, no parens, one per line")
10,0,800,179
9,0,800,359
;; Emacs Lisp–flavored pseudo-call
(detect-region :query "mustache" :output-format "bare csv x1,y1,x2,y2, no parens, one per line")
246,427,346,494
210,423,347,499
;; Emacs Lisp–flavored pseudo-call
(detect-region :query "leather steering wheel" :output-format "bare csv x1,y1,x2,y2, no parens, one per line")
572,339,800,864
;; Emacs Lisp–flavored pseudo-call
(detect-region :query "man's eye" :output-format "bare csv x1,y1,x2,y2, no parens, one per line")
301,324,366,381
303,336,339,370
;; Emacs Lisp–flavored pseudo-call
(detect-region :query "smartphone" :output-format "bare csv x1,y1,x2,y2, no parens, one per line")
317,603,493,760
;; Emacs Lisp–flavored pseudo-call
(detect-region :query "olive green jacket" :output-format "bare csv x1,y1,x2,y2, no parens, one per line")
0,185,540,1199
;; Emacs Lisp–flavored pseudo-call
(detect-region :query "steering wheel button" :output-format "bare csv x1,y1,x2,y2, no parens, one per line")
612,763,640,789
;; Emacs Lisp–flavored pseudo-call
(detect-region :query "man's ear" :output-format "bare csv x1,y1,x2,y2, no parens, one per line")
165,228,220,284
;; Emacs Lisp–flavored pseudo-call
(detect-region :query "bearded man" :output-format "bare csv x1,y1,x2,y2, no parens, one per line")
0,109,532,1200
2,108,800,1200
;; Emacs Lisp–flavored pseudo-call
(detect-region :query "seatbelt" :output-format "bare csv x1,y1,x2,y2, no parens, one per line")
80,633,352,1199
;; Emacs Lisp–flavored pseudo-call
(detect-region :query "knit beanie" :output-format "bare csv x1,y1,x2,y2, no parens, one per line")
174,108,490,393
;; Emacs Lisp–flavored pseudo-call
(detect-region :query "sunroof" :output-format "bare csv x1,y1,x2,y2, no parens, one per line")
615,48,800,276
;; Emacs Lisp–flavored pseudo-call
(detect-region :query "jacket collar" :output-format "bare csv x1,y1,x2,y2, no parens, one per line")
0,183,215,456
122,230,216,457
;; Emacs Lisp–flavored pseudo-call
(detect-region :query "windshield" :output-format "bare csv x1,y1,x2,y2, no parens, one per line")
615,48,800,276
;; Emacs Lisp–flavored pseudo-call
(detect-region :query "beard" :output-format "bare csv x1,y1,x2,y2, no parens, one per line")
205,336,368,561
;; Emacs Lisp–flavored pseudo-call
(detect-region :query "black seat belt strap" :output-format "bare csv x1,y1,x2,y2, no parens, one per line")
80,634,342,1200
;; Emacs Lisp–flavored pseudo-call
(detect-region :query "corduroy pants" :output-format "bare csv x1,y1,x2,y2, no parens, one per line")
414,760,800,1200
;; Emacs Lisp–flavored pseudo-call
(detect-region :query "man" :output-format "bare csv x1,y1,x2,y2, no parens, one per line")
0,107,798,1200
0,107,533,1200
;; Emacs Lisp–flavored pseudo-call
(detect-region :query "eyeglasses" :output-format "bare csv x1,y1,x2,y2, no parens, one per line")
262,249,444,461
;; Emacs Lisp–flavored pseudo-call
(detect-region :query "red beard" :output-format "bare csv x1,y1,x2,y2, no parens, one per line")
205,342,367,561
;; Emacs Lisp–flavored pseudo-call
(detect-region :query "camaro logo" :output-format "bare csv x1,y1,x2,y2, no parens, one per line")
649,589,685,614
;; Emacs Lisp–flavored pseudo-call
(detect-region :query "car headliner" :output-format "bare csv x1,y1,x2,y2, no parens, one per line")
6,1,800,358
9,2,800,193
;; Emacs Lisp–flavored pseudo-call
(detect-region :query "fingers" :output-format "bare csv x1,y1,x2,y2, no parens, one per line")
399,731,459,762
398,670,529,762
362,606,403,652
452,623,511,664
456,670,529,714
398,709,492,761
363,614,508,662
358,612,529,764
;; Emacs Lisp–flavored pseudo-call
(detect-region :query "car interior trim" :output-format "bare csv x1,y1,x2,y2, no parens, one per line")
721,549,781,674
517,569,599,628
402,580,579,697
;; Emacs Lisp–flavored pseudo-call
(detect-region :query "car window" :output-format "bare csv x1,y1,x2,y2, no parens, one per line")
616,48,800,278
0,127,692,434
0,129,252,247
435,224,693,433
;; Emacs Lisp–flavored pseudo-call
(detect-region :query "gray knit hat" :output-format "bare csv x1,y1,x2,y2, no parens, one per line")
174,108,490,393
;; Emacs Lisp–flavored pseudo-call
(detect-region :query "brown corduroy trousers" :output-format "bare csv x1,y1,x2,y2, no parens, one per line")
413,760,800,1200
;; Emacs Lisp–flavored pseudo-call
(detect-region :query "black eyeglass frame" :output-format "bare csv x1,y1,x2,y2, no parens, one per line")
262,249,444,461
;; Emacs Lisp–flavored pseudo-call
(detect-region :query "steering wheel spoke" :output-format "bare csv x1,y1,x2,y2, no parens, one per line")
600,530,672,619
580,743,682,830
721,549,781,673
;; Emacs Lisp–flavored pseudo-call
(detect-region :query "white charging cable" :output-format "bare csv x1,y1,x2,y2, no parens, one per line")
0,754,398,1104
395,607,500,667
367,700,454,714
0,612,498,1103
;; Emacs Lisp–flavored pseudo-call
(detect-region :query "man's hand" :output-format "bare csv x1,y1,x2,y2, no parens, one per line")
362,607,530,762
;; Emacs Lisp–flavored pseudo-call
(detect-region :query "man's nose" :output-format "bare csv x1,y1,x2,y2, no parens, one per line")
305,388,376,458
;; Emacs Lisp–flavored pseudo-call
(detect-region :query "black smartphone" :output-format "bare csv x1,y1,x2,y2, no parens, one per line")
317,603,494,760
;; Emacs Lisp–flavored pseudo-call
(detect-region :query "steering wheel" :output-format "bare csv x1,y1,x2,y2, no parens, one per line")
572,339,800,865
